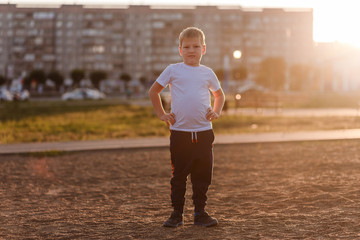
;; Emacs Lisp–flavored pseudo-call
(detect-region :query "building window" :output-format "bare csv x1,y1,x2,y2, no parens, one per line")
85,13,93,20
33,12,55,20
103,13,113,20
93,45,105,53
152,21,164,28
24,54,35,61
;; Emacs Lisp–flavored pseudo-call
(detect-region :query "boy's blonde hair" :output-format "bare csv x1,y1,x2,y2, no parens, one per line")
179,27,206,47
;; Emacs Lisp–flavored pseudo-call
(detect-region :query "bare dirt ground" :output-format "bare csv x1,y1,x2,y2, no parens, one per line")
1,140,360,239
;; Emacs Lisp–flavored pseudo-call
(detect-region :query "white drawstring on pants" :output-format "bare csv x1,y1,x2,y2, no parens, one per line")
191,132,198,143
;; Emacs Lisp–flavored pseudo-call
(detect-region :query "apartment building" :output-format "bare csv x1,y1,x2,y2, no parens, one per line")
0,4,313,83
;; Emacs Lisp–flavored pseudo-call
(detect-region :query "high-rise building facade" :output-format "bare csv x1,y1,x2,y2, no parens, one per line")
0,4,313,82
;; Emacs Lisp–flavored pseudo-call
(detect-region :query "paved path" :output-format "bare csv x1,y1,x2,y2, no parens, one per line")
1,128,360,155
227,107,360,117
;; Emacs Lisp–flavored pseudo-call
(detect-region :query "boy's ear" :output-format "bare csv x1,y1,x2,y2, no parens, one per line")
179,46,183,56
202,45,206,55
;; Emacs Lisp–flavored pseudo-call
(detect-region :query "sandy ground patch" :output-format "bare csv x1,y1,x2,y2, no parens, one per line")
1,140,360,239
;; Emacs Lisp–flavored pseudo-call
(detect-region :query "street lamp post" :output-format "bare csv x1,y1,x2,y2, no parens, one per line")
223,50,242,93
223,55,230,93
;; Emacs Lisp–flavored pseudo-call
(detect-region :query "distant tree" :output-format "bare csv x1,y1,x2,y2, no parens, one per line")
28,69,46,85
120,72,131,84
214,69,224,82
152,70,162,79
47,70,64,91
321,64,336,91
232,65,248,81
256,57,286,91
22,70,46,92
70,69,85,87
138,76,148,94
90,70,107,89
0,75,6,86
23,75,31,90
289,64,311,91
308,66,324,92
22,70,45,91
139,76,147,87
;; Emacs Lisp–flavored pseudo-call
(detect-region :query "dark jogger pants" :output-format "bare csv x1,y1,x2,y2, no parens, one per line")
169,129,215,212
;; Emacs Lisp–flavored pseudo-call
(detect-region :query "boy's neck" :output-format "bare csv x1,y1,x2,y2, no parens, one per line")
183,62,201,67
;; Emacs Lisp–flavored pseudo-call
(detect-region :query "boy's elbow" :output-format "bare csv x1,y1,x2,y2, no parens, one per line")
214,88,225,100
148,87,155,97
221,90,226,101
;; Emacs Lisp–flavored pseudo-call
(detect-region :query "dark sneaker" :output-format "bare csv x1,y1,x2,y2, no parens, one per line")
163,210,183,228
194,211,218,227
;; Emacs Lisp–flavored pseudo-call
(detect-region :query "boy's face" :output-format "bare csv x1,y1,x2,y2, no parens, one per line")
179,37,206,67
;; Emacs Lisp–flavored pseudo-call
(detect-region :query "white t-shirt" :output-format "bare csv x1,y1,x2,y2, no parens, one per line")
156,62,221,132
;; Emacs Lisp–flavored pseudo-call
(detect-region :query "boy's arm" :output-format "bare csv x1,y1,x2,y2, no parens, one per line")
206,88,225,121
148,82,176,126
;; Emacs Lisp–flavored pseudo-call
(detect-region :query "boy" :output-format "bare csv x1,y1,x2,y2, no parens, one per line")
148,27,225,228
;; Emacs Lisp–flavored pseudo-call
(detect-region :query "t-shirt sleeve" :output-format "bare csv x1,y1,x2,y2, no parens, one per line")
156,65,172,87
208,69,221,92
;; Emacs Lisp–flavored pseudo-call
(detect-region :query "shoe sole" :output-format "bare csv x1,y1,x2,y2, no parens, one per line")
194,220,218,227
163,221,184,228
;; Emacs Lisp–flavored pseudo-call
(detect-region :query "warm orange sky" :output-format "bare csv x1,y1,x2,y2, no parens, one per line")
3,0,359,48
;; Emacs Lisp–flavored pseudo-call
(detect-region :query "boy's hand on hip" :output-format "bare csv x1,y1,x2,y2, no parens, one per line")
206,108,219,121
160,113,176,127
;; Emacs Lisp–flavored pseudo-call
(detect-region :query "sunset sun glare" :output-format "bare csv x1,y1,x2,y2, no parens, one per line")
313,1,360,48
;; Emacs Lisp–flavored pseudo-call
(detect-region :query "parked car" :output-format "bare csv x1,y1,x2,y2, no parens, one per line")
235,81,281,110
61,88,106,101
0,88,13,102
11,89,30,101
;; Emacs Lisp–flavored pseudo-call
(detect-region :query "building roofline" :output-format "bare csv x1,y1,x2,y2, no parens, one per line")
0,3,312,12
